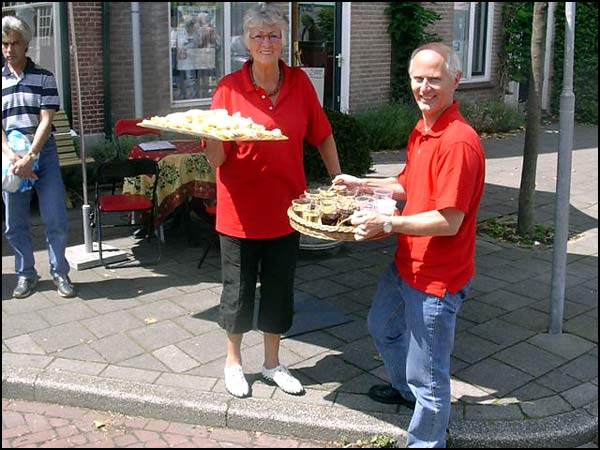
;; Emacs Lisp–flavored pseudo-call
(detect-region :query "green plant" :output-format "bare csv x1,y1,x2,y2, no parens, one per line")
369,435,396,448
500,2,598,124
386,3,441,103
304,108,371,181
332,434,396,448
477,216,579,249
552,2,598,124
354,103,420,151
499,3,534,89
459,99,525,134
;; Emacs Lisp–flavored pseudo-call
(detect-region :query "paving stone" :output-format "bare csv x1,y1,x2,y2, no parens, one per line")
468,319,536,346
494,342,567,377
456,359,534,397
81,310,145,339
4,334,46,355
528,333,595,360
152,345,201,373
521,395,573,418
473,289,537,312
2,311,50,339
128,321,193,351
119,354,170,372
452,332,503,364
46,358,107,376
89,334,145,363
464,403,524,421
563,314,598,343
562,383,599,409
30,323,96,353
558,353,599,382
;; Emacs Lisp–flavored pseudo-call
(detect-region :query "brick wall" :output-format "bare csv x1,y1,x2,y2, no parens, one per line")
348,2,503,113
110,3,174,123
70,3,105,135
348,3,392,113
109,3,135,122
425,2,503,101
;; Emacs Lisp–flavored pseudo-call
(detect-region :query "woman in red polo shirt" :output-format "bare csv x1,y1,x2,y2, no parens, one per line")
204,4,341,399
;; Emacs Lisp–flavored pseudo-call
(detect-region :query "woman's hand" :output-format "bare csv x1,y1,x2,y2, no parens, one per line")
351,210,384,241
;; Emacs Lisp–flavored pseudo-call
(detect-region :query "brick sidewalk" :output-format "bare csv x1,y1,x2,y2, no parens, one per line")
2,124,597,447
2,398,336,448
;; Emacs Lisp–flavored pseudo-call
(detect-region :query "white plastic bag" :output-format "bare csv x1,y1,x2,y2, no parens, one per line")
2,152,22,193
2,131,39,193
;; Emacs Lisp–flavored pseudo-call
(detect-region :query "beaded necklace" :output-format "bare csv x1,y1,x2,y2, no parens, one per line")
250,62,284,97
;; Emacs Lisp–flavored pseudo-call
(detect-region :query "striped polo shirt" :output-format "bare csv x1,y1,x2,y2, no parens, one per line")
2,57,60,136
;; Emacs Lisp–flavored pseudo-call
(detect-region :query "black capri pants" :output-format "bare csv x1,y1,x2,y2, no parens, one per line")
218,232,300,334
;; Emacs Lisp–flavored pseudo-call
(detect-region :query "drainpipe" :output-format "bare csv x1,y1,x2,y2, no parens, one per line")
102,3,112,138
59,4,72,122
131,2,143,117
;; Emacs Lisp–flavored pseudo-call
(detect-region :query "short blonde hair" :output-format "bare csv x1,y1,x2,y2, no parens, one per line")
243,4,288,49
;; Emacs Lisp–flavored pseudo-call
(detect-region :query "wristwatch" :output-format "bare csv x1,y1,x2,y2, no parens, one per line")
383,217,393,234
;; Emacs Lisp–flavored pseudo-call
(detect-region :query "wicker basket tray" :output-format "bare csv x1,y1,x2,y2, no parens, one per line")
287,207,387,241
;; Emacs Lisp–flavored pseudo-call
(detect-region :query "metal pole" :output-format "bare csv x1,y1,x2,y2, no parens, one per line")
67,3,93,253
549,2,576,334
131,2,143,118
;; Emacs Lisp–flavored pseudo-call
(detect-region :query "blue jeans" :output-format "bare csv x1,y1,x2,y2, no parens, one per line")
3,137,70,280
367,263,470,448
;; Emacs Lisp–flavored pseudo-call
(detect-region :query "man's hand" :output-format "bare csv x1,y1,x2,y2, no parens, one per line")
11,154,38,180
351,210,385,241
332,174,362,190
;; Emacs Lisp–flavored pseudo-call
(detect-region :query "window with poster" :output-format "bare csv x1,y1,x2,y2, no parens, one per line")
169,2,259,104
453,2,494,83
2,2,64,101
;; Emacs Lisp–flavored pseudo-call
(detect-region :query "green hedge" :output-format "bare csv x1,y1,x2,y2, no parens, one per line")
354,103,420,152
552,3,598,124
304,109,372,181
459,100,525,134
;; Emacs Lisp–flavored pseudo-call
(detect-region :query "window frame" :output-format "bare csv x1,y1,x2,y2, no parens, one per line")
168,1,291,107
456,2,495,84
2,2,64,103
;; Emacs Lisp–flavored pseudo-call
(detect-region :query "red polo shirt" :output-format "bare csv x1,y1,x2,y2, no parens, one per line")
395,101,485,296
211,60,332,239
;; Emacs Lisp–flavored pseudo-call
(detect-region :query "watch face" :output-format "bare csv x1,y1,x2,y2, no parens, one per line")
383,221,392,233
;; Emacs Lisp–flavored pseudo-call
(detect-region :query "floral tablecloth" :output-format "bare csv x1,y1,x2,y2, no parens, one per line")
123,141,216,223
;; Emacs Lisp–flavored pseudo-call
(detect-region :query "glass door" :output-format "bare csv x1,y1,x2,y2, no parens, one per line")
296,2,341,110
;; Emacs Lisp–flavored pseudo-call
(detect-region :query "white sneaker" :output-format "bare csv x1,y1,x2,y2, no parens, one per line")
261,365,304,395
224,364,249,398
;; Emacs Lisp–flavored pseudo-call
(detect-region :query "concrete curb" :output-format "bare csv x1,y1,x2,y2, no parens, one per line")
3,366,597,447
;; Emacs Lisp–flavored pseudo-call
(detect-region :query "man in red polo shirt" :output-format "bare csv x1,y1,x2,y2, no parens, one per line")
334,42,485,447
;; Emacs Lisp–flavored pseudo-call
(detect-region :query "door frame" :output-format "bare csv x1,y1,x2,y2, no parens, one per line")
339,2,351,113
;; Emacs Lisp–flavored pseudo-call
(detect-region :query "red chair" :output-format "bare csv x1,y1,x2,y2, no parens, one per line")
114,118,160,158
196,203,217,269
94,158,161,267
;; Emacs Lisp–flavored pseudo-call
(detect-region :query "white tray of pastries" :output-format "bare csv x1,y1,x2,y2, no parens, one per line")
138,109,288,141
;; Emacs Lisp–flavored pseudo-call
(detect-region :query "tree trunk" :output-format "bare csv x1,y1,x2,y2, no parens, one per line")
517,2,548,238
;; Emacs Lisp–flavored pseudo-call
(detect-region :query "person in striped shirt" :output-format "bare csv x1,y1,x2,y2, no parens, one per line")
2,15,76,299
